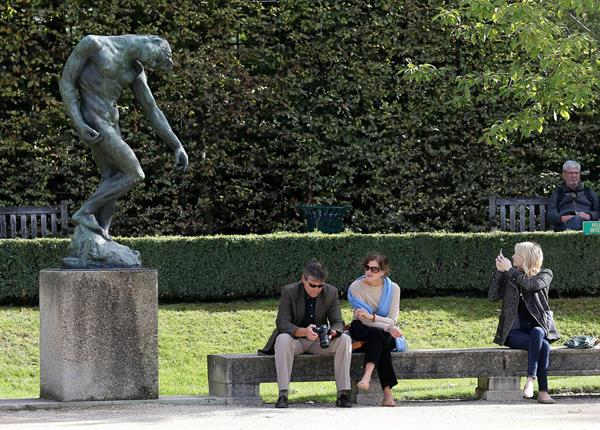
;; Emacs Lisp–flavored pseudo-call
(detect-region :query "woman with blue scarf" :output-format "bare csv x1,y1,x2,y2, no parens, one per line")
347,251,402,407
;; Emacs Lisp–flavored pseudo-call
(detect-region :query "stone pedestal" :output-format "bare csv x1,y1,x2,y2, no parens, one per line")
39,269,158,401
476,376,522,401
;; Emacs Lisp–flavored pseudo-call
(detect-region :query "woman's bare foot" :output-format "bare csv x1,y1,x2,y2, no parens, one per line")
357,379,370,391
358,363,375,391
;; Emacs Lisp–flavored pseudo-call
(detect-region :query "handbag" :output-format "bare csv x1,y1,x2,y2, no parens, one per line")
393,335,408,352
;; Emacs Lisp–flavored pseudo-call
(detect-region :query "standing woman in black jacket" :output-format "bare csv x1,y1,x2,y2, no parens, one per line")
489,241,560,404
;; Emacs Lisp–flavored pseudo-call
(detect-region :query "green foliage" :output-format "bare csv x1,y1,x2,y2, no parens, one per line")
1,232,599,304
427,0,600,144
2,297,599,400
2,1,600,235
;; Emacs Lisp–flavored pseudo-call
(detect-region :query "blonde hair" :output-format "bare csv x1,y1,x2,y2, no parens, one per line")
514,242,543,277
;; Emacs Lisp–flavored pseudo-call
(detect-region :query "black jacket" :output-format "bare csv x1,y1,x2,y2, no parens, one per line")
258,282,344,355
488,268,560,345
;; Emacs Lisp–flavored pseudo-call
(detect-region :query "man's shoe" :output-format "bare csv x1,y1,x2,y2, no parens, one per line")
336,393,352,408
275,395,288,408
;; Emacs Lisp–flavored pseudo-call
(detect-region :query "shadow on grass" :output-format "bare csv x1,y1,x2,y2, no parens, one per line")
160,299,280,312
5,298,590,325
160,297,500,322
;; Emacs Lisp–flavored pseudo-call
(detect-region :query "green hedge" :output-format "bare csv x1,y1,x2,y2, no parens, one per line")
1,232,598,304
2,1,600,235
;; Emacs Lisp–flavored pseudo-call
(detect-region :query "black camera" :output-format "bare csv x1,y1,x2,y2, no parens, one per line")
312,325,331,349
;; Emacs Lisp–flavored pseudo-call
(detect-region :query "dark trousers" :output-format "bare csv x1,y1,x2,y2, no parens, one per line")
554,215,585,231
505,327,551,391
349,320,397,389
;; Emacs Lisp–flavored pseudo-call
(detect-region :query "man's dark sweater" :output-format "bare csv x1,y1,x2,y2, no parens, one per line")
547,183,600,230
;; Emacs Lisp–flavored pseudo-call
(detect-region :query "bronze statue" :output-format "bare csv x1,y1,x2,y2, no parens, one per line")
59,35,188,268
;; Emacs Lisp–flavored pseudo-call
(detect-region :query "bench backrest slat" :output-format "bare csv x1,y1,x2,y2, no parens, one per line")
489,195,549,232
60,201,68,237
509,206,516,231
494,197,549,205
539,204,546,229
499,206,506,230
528,204,535,231
40,214,47,237
31,214,38,238
0,215,5,237
50,213,57,236
519,206,525,232
10,214,17,238
20,214,27,238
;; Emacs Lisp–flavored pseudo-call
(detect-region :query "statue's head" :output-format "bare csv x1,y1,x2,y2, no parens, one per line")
140,36,173,73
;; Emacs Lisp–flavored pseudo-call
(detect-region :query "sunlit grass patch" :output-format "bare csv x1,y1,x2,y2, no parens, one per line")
1,297,599,401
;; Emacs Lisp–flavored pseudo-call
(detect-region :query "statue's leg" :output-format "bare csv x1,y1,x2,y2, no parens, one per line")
90,164,118,236
73,130,144,239
96,200,117,236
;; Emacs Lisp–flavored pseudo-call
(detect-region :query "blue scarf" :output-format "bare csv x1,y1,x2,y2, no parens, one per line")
347,276,407,352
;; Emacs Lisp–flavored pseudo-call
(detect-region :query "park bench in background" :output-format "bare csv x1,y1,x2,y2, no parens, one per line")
488,195,549,232
208,347,600,404
0,201,69,238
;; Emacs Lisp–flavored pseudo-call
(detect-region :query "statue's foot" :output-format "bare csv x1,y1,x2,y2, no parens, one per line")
72,212,111,240
62,228,141,269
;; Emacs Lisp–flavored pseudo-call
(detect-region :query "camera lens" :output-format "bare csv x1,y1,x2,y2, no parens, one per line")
316,325,330,349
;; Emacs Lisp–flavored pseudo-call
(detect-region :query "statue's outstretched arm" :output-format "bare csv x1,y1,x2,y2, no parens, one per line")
132,67,189,171
59,35,102,144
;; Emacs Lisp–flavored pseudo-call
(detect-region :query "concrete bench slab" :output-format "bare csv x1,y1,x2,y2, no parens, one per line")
208,347,600,404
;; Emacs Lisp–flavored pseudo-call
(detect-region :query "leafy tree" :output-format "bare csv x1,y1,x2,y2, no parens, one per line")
412,0,600,144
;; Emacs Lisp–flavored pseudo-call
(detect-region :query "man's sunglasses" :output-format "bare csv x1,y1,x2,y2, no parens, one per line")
363,265,381,273
307,281,324,288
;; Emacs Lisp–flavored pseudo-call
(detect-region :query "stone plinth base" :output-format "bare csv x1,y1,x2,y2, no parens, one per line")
352,374,383,405
476,376,522,401
39,269,158,401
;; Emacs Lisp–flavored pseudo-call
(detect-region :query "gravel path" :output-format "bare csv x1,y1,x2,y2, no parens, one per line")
1,397,599,430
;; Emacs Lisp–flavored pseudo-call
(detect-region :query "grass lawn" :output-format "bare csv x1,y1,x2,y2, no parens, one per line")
1,297,599,403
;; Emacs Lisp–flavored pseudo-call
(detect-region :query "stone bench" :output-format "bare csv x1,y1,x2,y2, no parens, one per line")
207,347,600,404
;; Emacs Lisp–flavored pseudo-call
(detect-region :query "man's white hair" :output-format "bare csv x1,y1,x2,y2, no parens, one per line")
562,160,581,172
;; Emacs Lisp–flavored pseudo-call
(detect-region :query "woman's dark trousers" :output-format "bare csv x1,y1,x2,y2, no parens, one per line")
349,320,397,389
505,327,551,391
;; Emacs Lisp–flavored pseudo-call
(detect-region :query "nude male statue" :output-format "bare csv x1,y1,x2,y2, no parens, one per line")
60,34,188,241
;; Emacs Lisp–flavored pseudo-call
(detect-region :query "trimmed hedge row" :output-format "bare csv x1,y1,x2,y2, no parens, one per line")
1,232,598,304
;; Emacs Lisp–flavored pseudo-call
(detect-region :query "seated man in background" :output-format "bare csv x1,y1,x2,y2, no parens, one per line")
548,160,600,231
258,260,353,408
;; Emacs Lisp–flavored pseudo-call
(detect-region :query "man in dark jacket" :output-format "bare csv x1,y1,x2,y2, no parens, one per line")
259,260,352,408
547,160,600,231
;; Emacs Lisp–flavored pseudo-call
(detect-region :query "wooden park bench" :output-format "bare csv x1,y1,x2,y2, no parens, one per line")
0,201,69,238
488,195,549,232
208,347,599,404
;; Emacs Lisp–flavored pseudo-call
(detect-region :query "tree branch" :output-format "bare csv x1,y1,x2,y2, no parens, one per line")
567,12,600,41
